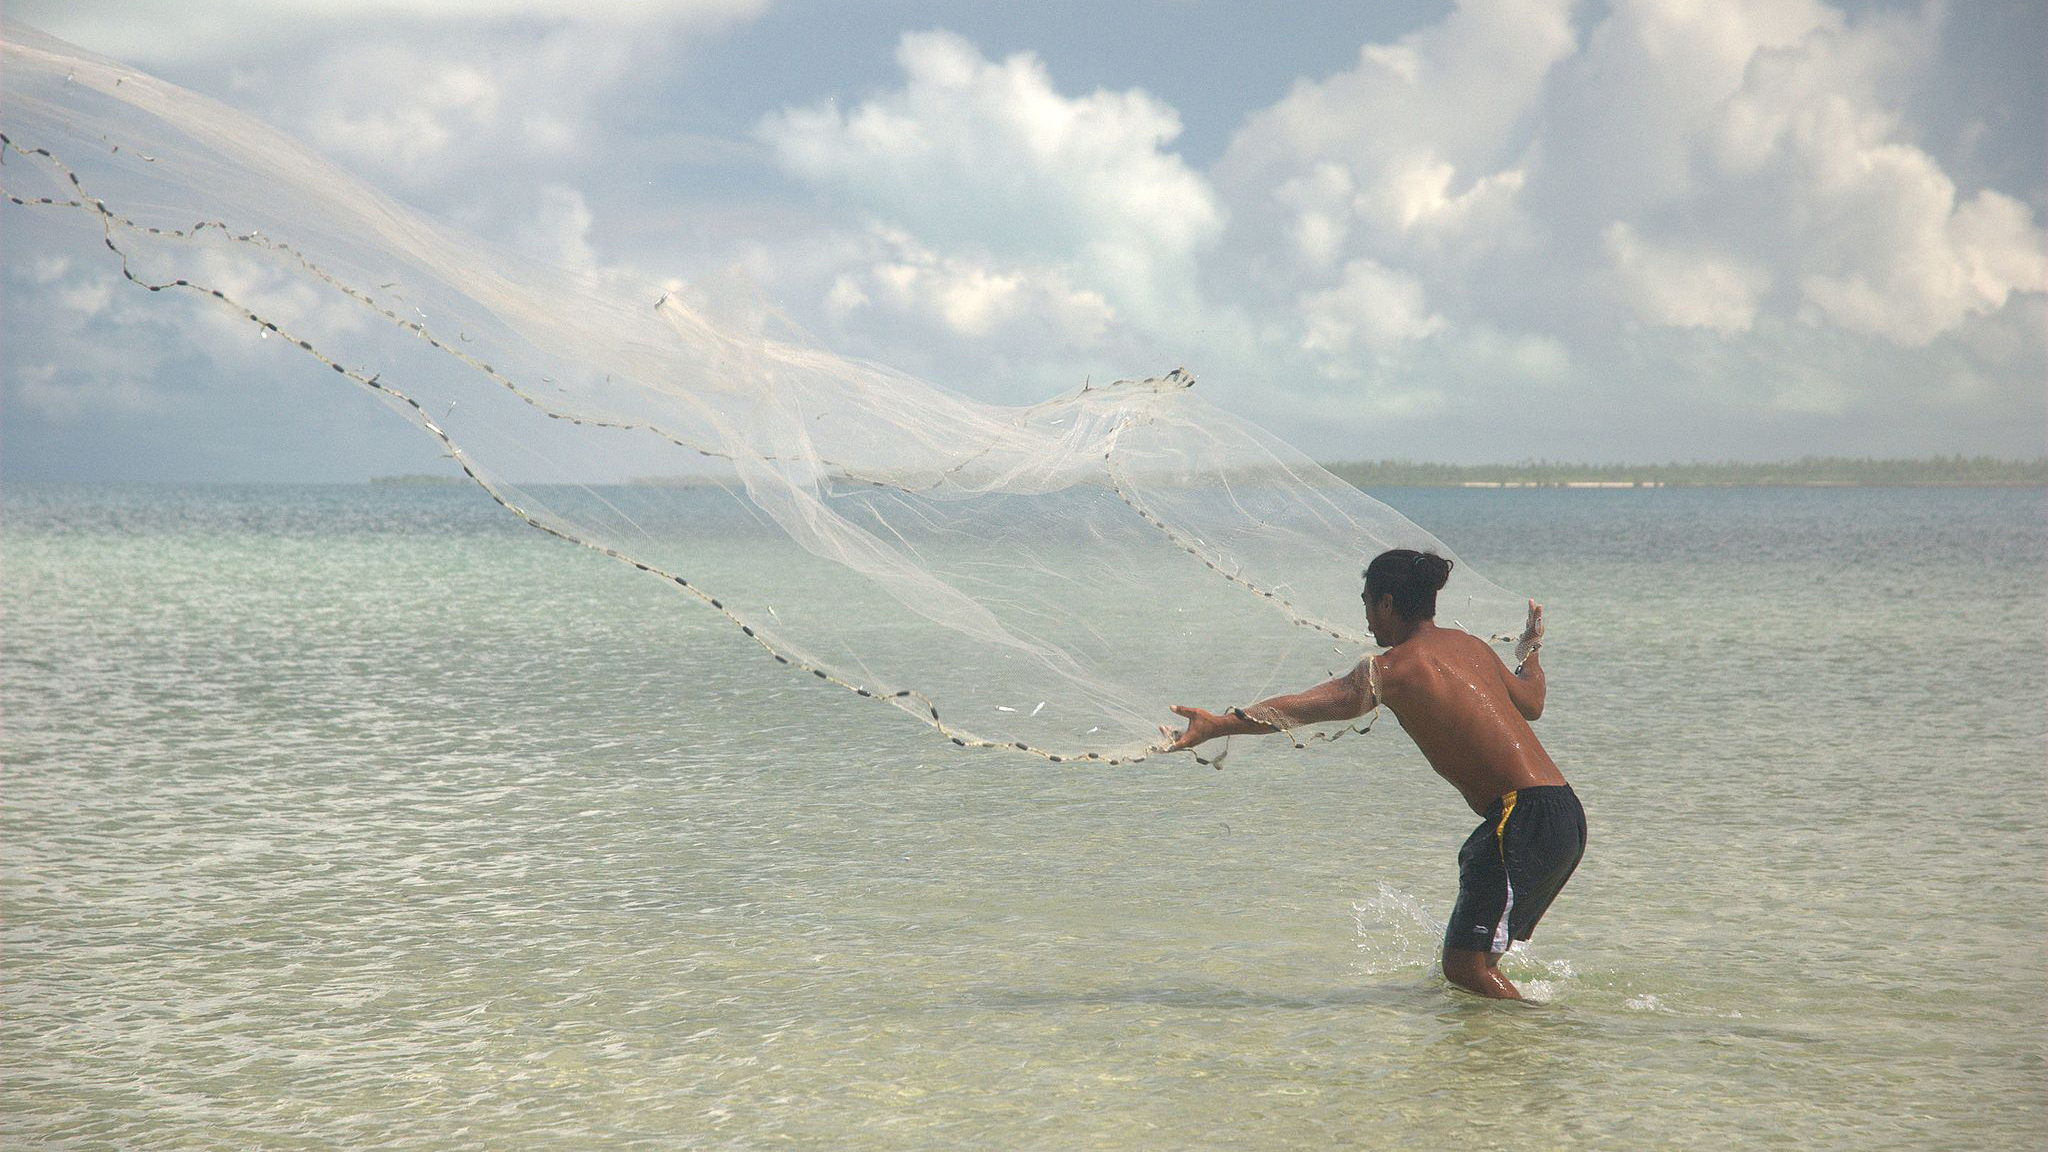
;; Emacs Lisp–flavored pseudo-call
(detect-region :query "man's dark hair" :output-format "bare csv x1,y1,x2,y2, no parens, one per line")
1364,549,1454,621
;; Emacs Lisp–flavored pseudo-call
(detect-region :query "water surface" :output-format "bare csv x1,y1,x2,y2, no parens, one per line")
5,483,2044,1149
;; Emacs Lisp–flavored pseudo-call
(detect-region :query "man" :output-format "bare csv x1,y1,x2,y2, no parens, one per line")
1163,548,1584,1000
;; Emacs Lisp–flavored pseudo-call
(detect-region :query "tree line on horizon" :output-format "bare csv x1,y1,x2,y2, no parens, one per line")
370,454,2047,488
1320,455,2048,487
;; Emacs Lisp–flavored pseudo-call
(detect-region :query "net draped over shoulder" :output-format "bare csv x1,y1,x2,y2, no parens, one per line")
0,23,1527,762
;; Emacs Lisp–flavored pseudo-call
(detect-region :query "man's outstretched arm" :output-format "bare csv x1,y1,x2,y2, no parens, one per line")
1164,659,1376,752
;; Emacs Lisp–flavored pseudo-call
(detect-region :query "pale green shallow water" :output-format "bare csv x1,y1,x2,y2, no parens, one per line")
4,483,2044,1150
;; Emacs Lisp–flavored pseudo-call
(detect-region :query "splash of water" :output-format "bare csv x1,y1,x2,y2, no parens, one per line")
1353,881,1577,1002
1351,882,1444,977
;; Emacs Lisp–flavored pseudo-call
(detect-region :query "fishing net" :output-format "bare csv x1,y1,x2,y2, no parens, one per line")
1,24,1528,764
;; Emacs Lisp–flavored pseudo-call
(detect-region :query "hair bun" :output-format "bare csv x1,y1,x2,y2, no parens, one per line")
1423,552,1453,590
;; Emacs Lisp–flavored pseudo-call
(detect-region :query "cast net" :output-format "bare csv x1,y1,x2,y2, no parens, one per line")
1,24,1528,764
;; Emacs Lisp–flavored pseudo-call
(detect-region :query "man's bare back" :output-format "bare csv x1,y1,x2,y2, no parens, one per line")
1374,620,1565,815
1162,549,1583,1000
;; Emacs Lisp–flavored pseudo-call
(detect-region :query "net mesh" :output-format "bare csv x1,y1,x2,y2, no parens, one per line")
2,24,1527,764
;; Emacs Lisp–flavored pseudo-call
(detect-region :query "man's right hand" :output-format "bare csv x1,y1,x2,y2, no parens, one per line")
1162,704,1226,751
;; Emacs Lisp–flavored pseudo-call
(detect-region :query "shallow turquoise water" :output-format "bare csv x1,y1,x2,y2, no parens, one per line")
4,483,2044,1149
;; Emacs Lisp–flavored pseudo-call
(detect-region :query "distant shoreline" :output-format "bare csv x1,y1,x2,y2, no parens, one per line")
1321,456,2047,489
358,456,2048,489
1337,479,2046,489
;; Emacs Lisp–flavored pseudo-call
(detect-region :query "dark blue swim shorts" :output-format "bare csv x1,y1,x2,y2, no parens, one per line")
1446,784,1586,954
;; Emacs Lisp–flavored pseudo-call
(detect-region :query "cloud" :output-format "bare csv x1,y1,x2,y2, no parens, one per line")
1299,259,1447,363
55,278,116,319
221,26,644,191
758,30,1223,328
514,185,601,276
301,50,503,174
1526,0,1842,241
8,356,173,421
1218,0,2042,354
12,0,775,216
1797,177,2045,347
1216,0,1574,272
1530,0,2044,349
10,0,770,64
824,228,1116,346
1221,0,1575,188
1604,223,1772,334
4,0,2041,475
1700,7,2046,344
737,5,2040,461
4,251,171,420
185,248,372,352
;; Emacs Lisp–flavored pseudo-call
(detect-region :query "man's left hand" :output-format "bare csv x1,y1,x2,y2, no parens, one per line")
1515,599,1544,668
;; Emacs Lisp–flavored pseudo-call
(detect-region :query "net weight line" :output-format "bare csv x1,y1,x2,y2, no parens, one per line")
13,132,1378,767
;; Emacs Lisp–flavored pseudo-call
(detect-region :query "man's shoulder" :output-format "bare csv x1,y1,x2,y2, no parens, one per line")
1371,644,1430,692
1379,629,1495,684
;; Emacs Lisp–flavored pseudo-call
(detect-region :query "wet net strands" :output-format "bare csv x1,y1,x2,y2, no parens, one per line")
0,135,1158,766
1,23,1529,765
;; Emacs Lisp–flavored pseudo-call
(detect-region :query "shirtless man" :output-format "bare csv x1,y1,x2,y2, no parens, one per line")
1163,548,1584,999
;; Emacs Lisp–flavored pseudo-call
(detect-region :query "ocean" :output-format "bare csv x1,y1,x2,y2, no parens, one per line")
4,482,2044,1150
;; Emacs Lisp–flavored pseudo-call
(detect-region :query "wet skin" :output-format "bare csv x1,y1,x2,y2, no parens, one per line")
1165,596,1560,999
1362,612,1562,817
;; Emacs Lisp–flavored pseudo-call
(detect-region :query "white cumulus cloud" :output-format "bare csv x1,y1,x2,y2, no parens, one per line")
829,228,1117,346
301,49,504,176
1702,7,2046,345
1300,259,1448,363
758,30,1223,328
1605,223,1773,334
1217,0,1573,268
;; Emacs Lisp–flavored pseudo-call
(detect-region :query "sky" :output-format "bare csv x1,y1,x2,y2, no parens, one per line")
3,0,2043,481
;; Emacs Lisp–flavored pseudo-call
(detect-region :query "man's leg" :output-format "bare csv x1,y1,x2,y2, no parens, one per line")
1442,946,1520,999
